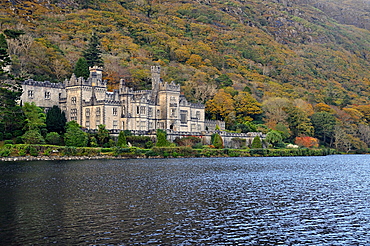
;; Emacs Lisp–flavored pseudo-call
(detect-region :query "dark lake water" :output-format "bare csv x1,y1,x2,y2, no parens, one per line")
0,155,369,245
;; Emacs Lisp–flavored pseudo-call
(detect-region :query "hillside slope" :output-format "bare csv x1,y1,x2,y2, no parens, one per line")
1,0,370,106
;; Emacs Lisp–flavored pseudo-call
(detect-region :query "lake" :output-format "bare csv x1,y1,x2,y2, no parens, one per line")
0,155,369,245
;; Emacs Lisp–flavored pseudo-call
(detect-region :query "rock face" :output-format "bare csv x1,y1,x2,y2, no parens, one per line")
273,0,370,30
312,0,370,30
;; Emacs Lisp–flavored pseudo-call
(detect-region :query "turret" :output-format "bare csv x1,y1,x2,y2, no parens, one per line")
89,66,103,86
151,66,161,91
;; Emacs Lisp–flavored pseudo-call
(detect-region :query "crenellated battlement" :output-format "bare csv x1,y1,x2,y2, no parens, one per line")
23,79,65,89
158,81,180,92
151,66,161,74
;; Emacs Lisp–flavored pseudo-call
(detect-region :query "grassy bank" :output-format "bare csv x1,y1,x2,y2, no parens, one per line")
0,144,337,160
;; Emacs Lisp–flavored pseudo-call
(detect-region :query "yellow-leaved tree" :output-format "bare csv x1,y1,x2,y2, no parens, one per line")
205,89,234,125
234,91,263,123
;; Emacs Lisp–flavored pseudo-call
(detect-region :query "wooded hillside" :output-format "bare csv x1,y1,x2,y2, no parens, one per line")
1,0,369,104
1,0,370,151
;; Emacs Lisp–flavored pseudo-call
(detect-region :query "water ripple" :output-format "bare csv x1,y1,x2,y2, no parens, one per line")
0,155,370,245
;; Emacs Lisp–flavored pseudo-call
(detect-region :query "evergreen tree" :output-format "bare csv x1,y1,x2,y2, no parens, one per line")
285,106,313,138
97,124,109,147
0,33,11,72
46,105,67,134
64,121,88,147
251,136,263,148
156,129,170,147
211,133,224,149
117,130,127,147
21,102,46,144
22,102,46,131
83,33,103,67
74,57,90,79
275,123,290,141
310,111,337,146
215,74,233,88
0,33,24,137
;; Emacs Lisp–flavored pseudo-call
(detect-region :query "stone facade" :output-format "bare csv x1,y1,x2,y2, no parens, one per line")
21,66,211,133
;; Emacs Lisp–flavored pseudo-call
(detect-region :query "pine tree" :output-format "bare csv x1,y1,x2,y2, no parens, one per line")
117,131,127,147
83,33,103,67
46,105,67,134
156,129,170,147
74,57,90,79
0,33,11,73
251,136,263,149
0,33,24,137
211,133,224,149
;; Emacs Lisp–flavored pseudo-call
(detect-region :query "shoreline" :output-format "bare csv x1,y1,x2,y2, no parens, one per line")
0,155,153,162
0,144,339,162
1,153,338,162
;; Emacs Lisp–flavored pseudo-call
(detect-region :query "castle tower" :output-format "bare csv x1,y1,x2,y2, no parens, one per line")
89,66,103,86
151,66,161,91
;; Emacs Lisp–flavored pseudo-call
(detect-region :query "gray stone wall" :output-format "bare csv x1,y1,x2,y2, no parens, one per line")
21,80,64,109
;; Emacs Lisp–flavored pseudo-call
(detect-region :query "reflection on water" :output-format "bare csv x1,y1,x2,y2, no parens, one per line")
0,155,369,245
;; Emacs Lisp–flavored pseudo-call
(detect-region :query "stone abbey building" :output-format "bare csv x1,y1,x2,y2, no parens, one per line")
20,66,219,133
20,66,267,147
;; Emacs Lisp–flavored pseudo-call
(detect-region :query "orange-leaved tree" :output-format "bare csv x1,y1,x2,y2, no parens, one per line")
295,136,319,148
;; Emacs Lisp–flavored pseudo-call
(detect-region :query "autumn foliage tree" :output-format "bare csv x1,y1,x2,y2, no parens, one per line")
205,89,234,125
234,91,263,123
295,136,319,148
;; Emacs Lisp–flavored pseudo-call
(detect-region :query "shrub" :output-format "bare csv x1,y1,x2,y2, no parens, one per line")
22,130,45,144
113,147,131,156
126,136,153,148
117,131,127,147
0,148,11,157
251,136,262,148
193,142,203,149
145,140,154,149
29,146,39,156
174,136,202,147
156,129,171,147
46,132,61,145
63,146,77,156
43,148,52,156
64,121,88,147
145,149,159,157
211,133,224,149
150,146,197,157
15,136,23,144
89,136,98,147
4,140,13,145
15,145,28,156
